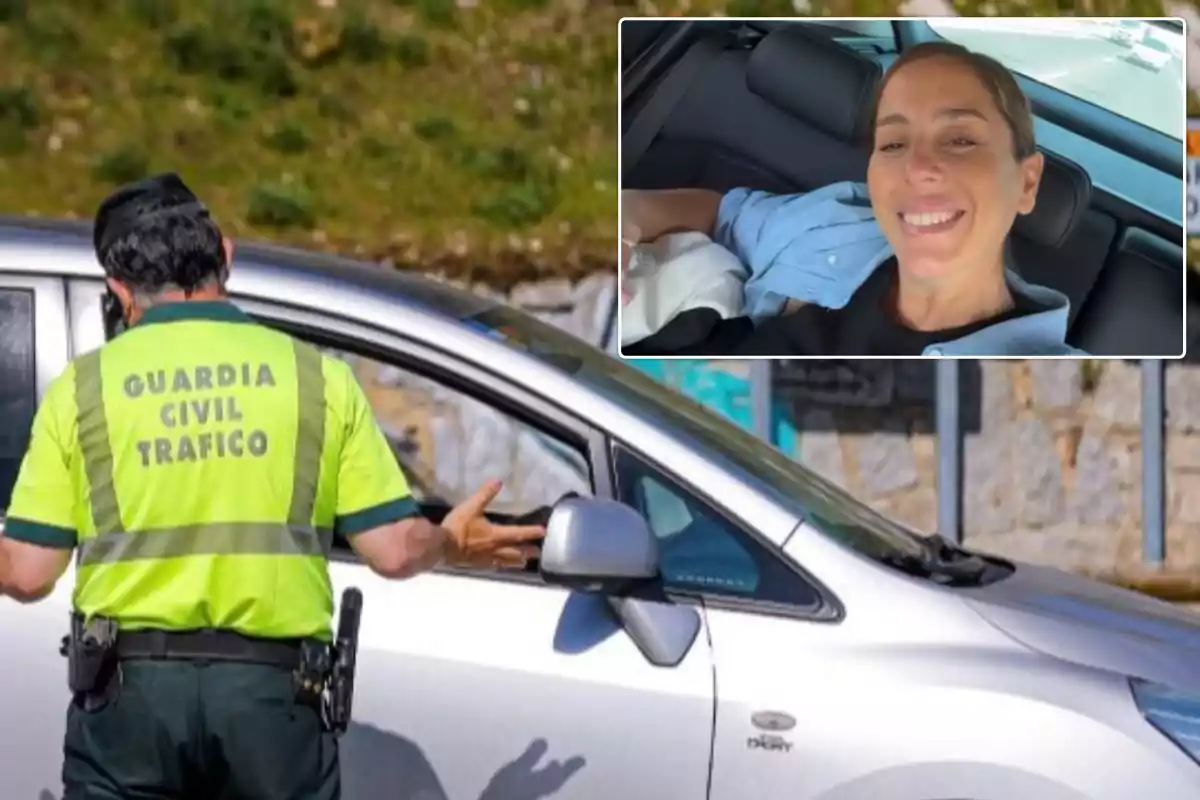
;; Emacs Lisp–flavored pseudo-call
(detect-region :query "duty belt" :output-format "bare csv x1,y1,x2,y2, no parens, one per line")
116,628,306,669
65,587,363,734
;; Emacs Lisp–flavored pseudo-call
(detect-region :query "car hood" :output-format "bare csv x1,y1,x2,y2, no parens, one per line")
961,563,1200,692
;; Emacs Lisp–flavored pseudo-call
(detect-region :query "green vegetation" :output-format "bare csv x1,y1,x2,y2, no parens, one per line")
0,0,1192,286
0,0,620,284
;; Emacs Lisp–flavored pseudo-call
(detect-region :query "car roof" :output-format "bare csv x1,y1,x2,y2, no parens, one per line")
0,216,818,541
0,215,498,326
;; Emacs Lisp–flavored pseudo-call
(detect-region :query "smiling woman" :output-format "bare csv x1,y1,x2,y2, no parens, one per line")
865,42,1046,336
621,39,1075,358
620,19,1186,358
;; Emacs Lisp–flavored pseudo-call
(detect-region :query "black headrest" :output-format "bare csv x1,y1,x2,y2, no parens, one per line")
1013,150,1091,248
746,26,882,142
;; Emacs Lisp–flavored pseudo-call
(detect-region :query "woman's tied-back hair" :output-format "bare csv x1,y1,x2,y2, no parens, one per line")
865,41,1038,161
93,172,226,298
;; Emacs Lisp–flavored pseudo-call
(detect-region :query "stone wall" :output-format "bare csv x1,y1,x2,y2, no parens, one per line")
778,359,1193,574
360,275,1196,575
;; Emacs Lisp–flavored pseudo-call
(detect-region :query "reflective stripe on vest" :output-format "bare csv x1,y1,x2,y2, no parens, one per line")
73,340,328,566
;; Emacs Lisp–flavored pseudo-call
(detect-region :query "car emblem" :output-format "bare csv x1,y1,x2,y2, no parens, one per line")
751,711,796,732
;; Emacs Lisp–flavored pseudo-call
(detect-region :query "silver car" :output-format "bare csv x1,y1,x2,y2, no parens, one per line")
2,219,1200,800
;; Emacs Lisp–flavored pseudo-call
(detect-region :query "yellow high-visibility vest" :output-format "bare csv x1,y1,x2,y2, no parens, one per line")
6,300,417,640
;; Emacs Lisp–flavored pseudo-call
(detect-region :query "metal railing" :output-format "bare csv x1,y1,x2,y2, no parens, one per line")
935,360,963,546
1142,359,1166,565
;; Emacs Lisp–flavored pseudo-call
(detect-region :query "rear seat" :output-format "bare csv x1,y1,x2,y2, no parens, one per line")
626,26,876,193
1007,155,1116,334
1069,228,1185,357
623,23,1129,350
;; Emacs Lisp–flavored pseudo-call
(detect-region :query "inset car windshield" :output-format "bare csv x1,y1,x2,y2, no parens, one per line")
928,18,1184,140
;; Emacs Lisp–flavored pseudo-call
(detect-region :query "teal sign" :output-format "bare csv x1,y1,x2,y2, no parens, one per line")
627,359,798,458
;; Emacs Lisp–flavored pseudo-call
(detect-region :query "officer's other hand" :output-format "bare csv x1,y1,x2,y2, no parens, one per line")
443,479,545,570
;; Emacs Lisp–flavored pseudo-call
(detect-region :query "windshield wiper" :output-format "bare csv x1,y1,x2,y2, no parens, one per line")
879,552,988,584
925,535,985,564
877,535,992,584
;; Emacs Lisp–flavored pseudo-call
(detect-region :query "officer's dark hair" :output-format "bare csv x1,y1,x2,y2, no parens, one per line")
93,173,227,298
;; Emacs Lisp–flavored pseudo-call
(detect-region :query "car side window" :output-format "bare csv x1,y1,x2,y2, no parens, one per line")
0,288,37,511
613,445,821,608
319,347,593,522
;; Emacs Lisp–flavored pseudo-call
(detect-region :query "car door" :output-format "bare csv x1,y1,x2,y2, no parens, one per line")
608,443,843,800
42,281,707,800
0,272,76,800
621,18,672,71
261,307,716,800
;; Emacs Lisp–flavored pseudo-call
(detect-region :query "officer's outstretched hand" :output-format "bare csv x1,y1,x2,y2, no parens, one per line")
442,479,545,570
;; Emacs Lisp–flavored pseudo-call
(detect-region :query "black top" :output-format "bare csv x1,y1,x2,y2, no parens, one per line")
625,259,1040,357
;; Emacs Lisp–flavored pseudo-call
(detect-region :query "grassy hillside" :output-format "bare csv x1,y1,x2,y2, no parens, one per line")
0,0,1191,286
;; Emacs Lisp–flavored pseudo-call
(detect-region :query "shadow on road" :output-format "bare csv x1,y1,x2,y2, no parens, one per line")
341,722,586,800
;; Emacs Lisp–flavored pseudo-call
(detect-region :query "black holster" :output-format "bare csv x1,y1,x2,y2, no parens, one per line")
293,640,332,713
60,614,120,711
293,587,362,736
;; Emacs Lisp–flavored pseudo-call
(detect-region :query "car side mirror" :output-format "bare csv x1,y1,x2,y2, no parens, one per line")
540,497,660,593
540,497,700,668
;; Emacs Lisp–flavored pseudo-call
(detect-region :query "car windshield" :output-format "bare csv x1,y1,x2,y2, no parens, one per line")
927,18,1183,140
465,303,930,561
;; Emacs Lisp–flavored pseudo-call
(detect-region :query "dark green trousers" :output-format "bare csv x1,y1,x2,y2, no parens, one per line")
62,660,340,800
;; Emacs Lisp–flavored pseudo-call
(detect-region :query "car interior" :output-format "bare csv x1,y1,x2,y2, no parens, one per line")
620,20,1188,358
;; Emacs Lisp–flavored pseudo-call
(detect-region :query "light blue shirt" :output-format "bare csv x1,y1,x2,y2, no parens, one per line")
711,181,1085,356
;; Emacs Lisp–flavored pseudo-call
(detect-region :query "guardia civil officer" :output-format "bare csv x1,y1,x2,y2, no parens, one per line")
0,173,545,800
